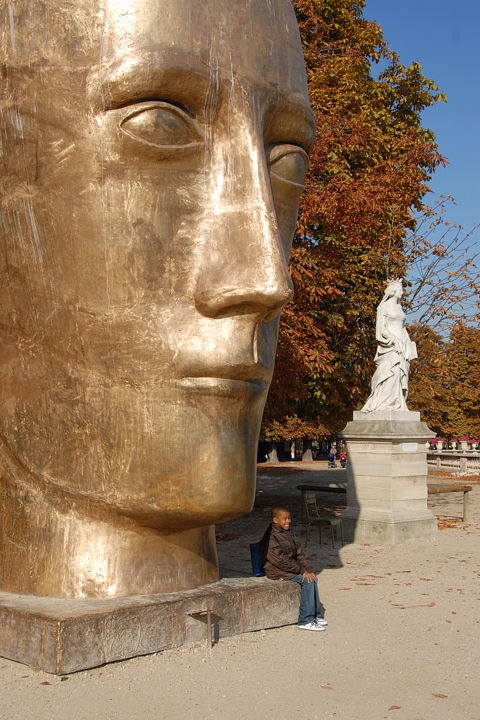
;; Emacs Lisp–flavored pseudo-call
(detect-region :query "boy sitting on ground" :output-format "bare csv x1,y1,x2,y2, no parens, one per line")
261,506,327,632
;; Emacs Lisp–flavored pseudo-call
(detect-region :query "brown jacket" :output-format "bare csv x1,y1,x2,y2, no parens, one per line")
263,523,313,580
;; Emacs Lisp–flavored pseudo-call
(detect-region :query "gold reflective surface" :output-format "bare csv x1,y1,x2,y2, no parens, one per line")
0,0,314,597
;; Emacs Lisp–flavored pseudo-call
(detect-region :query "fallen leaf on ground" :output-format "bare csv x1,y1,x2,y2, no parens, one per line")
420,578,432,581
338,587,351,591
320,685,334,690
40,681,51,685
433,693,448,699
388,706,401,711
400,601,435,609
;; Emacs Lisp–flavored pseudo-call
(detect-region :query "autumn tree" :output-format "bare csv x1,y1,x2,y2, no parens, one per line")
444,323,480,438
408,322,480,439
405,196,480,332
407,323,452,435
262,0,449,441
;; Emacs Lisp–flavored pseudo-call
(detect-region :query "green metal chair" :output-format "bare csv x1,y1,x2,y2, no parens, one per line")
301,492,344,548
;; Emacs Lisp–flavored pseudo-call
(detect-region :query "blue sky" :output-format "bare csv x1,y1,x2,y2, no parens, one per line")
364,0,480,235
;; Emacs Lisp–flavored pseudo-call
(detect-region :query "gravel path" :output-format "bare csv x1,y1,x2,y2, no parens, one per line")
1,462,479,720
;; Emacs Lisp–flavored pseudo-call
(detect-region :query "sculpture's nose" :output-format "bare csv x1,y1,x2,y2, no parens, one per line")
194,136,294,322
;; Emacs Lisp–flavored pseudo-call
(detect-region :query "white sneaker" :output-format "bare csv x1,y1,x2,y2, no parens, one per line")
298,621,326,632
315,617,328,626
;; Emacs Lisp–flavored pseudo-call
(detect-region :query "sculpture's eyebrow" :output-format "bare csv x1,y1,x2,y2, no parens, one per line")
88,53,316,151
266,97,316,154
88,53,213,116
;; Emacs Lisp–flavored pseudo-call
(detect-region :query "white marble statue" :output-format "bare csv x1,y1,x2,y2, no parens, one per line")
361,279,417,412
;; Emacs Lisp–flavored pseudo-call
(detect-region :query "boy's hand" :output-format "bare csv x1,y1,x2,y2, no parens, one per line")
302,571,317,583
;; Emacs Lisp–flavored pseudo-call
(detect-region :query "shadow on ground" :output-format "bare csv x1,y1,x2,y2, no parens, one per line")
216,461,477,581
217,461,347,580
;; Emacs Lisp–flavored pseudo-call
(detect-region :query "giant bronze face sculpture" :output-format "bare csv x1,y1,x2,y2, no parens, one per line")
0,0,314,597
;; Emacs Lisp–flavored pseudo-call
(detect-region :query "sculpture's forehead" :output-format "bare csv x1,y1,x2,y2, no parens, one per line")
102,0,308,97
3,0,307,102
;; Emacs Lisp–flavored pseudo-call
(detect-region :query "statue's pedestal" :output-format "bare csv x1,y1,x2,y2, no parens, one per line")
0,577,299,674
339,411,437,544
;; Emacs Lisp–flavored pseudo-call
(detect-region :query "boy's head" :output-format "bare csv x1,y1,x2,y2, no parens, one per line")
272,506,291,530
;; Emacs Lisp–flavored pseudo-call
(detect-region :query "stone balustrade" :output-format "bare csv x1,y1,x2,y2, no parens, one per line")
427,451,480,473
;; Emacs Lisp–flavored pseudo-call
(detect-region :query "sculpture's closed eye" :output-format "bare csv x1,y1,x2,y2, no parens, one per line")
120,101,202,151
268,145,308,190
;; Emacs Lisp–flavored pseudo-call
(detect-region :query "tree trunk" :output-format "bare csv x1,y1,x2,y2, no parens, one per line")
302,438,313,461
267,442,279,463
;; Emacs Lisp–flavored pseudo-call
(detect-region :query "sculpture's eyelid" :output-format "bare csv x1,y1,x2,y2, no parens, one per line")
109,96,197,118
117,100,204,152
119,100,200,126
268,144,310,168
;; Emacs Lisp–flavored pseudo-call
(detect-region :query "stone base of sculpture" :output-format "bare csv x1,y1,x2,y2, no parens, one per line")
339,411,437,544
0,578,299,674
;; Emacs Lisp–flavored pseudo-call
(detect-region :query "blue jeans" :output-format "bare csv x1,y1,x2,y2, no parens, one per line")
289,574,323,625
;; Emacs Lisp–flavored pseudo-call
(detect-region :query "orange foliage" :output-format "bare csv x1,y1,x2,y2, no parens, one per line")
263,0,448,440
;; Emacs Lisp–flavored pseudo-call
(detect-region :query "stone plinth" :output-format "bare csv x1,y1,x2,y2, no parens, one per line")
0,577,299,675
339,410,437,544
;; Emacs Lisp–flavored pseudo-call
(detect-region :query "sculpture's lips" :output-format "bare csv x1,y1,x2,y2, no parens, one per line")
176,376,269,393
176,362,272,388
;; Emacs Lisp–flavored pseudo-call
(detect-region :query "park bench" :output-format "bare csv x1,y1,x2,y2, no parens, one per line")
297,482,473,522
426,484,472,522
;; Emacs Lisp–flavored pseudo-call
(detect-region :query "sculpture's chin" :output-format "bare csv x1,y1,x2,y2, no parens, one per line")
2,378,267,533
